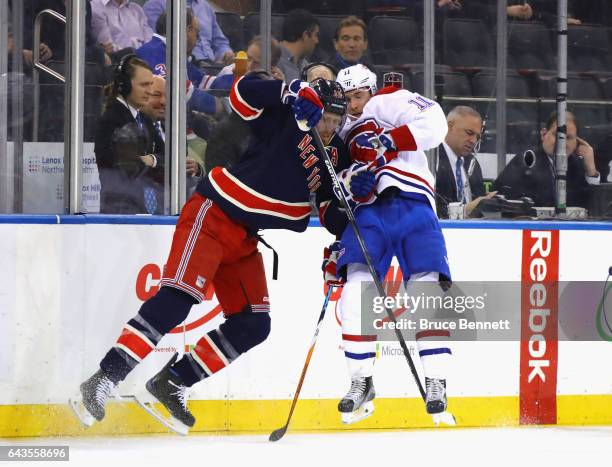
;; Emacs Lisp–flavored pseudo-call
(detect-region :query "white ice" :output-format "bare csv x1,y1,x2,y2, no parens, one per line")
3,426,611,467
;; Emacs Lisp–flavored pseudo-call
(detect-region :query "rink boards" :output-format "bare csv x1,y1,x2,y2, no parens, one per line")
0,216,611,437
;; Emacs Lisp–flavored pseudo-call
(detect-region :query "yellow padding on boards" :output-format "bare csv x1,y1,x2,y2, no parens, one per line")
0,395,610,438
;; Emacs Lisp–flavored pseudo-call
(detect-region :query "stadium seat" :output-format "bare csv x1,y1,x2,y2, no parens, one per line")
507,21,555,70
243,13,285,43
567,25,612,73
311,15,344,62
367,16,422,66
442,19,494,69
412,69,471,98
537,75,608,127
216,12,245,51
374,65,412,91
38,61,109,86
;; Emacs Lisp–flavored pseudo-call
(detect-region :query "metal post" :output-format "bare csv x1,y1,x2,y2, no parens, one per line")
0,0,9,212
260,0,272,72
65,0,85,214
11,1,24,213
555,0,568,214
167,0,187,214
424,0,436,174
496,0,508,175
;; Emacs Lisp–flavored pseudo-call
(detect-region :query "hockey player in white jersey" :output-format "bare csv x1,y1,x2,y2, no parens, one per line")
328,65,453,424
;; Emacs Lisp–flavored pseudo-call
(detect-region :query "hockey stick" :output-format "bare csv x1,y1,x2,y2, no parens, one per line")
312,127,456,426
269,286,335,442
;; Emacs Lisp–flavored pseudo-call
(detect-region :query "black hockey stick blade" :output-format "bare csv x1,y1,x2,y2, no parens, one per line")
269,425,288,442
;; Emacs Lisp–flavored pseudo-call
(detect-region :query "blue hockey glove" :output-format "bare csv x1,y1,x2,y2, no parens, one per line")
282,79,324,130
349,170,377,198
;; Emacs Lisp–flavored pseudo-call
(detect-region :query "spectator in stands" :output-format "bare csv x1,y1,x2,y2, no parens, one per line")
493,111,600,209
208,35,285,89
95,54,163,214
142,0,234,65
278,9,320,82
331,16,371,72
141,75,206,183
136,10,220,116
435,106,495,218
90,0,154,56
23,0,110,65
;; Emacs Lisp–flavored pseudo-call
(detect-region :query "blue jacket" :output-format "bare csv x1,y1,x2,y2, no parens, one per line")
136,35,216,115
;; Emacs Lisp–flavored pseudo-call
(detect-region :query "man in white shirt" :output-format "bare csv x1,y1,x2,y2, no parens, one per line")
435,105,496,218
91,0,154,54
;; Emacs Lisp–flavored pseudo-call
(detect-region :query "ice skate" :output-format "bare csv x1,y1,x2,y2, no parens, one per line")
135,353,195,435
69,369,115,427
425,377,457,426
338,376,375,424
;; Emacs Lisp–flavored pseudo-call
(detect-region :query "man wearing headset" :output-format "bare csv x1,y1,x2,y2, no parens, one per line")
94,54,163,214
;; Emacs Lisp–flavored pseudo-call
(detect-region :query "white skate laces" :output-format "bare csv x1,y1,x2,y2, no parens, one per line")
169,380,189,411
95,376,114,407
346,378,367,402
426,378,445,402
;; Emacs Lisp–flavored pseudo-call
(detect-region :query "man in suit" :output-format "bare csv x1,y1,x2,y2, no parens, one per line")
493,111,600,208
141,75,206,180
436,105,494,218
95,54,164,214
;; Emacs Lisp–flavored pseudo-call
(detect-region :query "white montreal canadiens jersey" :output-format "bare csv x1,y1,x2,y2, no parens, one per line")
345,89,448,209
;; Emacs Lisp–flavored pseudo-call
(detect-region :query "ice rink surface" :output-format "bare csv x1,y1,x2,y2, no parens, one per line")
2,426,611,467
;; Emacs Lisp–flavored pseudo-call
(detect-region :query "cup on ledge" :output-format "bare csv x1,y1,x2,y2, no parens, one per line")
448,202,465,220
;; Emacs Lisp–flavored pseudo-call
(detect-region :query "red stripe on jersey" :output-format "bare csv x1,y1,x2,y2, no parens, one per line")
193,337,226,374
342,334,377,342
374,165,435,193
415,330,451,339
375,86,401,97
210,167,312,220
318,200,331,225
116,328,154,360
388,125,417,151
229,77,262,120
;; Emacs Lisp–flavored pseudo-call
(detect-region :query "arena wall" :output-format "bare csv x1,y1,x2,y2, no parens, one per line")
0,217,610,437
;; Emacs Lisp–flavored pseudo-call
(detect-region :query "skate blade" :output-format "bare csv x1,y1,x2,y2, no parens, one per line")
68,396,96,427
134,390,189,436
432,410,457,426
341,401,375,425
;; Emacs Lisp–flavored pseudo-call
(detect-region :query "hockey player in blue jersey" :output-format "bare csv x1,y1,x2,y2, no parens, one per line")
70,72,348,435
325,65,453,424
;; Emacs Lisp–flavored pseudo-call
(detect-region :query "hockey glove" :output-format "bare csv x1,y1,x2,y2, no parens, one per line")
339,163,377,210
350,170,377,199
350,125,418,165
283,79,324,130
322,241,345,286
350,128,396,164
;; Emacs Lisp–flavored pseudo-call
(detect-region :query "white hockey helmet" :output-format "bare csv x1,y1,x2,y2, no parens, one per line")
336,64,378,95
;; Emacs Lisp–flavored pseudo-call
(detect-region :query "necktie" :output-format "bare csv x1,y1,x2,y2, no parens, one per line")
143,186,158,214
155,121,164,141
135,111,144,130
455,157,465,203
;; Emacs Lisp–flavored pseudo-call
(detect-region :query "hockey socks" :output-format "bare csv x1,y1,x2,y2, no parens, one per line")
100,287,195,383
171,312,271,386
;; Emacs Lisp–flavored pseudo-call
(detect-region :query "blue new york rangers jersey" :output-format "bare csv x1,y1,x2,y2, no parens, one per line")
197,74,335,232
